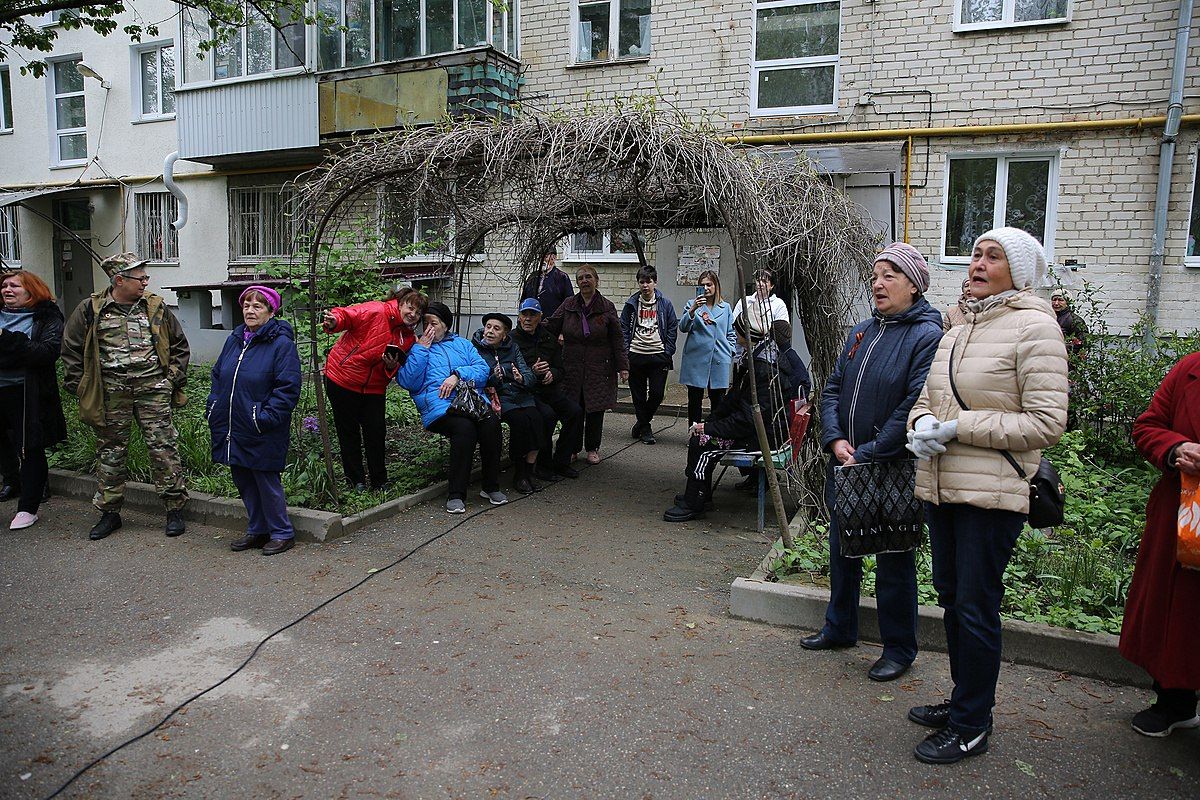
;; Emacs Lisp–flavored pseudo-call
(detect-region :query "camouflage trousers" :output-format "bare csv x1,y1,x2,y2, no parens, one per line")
91,375,189,513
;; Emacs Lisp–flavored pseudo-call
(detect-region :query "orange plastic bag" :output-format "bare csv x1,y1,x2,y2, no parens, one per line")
1179,472,1200,571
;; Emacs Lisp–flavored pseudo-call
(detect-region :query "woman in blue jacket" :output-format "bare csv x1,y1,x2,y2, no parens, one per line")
472,312,545,495
207,286,302,556
801,243,944,683
678,270,736,425
396,301,505,514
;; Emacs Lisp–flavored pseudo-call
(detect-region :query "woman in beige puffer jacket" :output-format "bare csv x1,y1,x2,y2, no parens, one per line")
902,227,1068,766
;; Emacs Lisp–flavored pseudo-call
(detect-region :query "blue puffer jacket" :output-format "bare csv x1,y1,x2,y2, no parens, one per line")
395,333,491,428
471,329,536,413
206,318,302,472
820,297,943,464
620,290,678,360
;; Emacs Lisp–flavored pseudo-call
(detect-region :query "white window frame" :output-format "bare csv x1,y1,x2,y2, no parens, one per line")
569,0,652,65
939,150,1060,265
563,229,640,263
178,5,310,88
0,66,13,133
1184,148,1200,268
318,0,519,72
46,55,88,168
750,0,840,118
135,192,180,263
952,0,1071,33
130,40,176,122
0,207,20,268
229,185,300,263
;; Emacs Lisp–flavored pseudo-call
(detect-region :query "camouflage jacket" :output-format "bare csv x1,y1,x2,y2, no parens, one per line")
62,290,190,427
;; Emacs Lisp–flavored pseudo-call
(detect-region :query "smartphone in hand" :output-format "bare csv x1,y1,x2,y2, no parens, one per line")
384,344,402,359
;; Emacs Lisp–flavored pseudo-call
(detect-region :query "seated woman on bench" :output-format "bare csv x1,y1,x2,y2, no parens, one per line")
663,315,793,522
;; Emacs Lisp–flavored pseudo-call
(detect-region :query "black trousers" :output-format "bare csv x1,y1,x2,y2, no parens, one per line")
687,386,727,425
572,386,606,453
628,352,669,429
680,432,750,505
0,385,48,515
502,405,545,461
534,390,582,467
325,377,387,488
428,411,502,500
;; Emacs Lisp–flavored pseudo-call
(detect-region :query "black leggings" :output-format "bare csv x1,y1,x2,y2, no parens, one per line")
325,377,387,488
687,386,728,425
0,385,48,515
428,412,502,499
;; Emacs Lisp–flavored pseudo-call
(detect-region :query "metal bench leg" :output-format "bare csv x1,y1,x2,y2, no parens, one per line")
757,468,766,534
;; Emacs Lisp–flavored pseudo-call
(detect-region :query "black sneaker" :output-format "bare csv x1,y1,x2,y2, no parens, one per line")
641,432,656,445
913,726,989,765
908,701,952,729
1131,705,1200,737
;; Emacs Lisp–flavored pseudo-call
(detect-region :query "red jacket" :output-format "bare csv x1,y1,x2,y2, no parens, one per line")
324,299,417,395
1119,351,1200,688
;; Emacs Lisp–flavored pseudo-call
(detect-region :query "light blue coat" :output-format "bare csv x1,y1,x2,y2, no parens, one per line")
395,333,491,428
677,299,736,390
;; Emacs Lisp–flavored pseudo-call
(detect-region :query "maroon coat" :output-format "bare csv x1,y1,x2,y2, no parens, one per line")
1119,351,1200,689
545,292,629,413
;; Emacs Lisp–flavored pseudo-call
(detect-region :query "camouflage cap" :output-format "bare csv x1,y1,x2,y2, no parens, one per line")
100,252,149,278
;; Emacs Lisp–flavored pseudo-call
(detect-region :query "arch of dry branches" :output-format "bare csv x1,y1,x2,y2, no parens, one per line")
297,108,882,522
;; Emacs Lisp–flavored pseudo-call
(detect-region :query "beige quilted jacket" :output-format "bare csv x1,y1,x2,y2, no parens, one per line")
909,290,1068,513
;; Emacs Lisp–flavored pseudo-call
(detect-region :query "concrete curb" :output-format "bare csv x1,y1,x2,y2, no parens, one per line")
730,536,1148,687
48,468,458,543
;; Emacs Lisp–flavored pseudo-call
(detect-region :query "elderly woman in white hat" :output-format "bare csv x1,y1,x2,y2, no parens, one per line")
905,227,1068,764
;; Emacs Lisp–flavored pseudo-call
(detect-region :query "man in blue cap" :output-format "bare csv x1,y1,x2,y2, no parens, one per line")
511,297,582,480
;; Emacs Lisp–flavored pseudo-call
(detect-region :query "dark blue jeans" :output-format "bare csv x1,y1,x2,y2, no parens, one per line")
927,502,1025,737
821,474,918,665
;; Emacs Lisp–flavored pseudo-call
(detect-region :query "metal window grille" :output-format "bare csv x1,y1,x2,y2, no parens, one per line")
229,186,299,261
0,207,20,266
135,192,179,262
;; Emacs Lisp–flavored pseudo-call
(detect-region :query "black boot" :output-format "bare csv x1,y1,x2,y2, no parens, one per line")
513,462,535,495
165,510,186,537
525,463,542,492
664,481,707,522
89,512,122,540
0,483,19,502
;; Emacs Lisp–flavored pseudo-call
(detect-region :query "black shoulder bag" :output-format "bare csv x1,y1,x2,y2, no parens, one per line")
946,342,1065,529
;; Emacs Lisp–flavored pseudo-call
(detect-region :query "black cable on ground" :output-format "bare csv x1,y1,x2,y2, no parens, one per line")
42,407,682,800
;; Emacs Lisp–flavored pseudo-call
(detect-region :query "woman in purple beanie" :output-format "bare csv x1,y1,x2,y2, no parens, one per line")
803,243,944,685
206,286,303,555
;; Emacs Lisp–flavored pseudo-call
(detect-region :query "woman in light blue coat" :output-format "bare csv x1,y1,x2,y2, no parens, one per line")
396,301,505,513
678,270,736,424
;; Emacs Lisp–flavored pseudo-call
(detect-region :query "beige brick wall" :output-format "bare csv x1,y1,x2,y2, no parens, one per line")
494,0,1200,334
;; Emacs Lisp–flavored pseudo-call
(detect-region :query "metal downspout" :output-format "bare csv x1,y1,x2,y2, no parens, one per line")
1145,0,1194,336
163,152,189,231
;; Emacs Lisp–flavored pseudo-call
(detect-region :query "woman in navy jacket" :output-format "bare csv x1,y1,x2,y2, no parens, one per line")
802,244,943,682
207,286,302,556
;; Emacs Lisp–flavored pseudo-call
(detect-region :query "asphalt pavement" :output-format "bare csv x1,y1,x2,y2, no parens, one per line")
0,411,1195,799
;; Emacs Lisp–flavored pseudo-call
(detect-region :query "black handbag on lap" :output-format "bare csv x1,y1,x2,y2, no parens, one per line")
833,460,926,558
946,343,1065,529
447,379,494,422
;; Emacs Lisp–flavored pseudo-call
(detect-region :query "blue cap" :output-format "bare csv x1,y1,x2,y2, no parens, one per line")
518,298,542,314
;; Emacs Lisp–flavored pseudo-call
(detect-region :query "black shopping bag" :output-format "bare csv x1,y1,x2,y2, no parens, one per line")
833,460,925,558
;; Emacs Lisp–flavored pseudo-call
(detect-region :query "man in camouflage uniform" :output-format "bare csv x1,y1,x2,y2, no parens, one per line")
61,253,190,540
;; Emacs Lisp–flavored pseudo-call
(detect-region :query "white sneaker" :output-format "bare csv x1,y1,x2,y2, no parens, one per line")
10,512,38,530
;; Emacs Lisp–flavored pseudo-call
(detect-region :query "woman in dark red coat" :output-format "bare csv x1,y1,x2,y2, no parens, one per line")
1119,350,1200,737
544,264,629,464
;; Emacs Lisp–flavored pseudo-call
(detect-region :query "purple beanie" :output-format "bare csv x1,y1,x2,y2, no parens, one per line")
239,285,281,312
874,242,930,295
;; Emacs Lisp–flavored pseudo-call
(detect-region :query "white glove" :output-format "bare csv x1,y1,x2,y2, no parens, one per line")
914,418,958,445
906,435,944,460
912,415,938,436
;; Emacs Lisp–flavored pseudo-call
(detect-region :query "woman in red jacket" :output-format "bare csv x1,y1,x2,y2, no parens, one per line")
322,287,427,490
1119,351,1200,737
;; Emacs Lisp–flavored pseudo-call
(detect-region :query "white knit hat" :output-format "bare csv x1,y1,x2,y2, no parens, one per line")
973,227,1047,290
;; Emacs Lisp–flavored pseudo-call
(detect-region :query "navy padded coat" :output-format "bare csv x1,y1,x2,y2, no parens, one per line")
207,317,303,472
